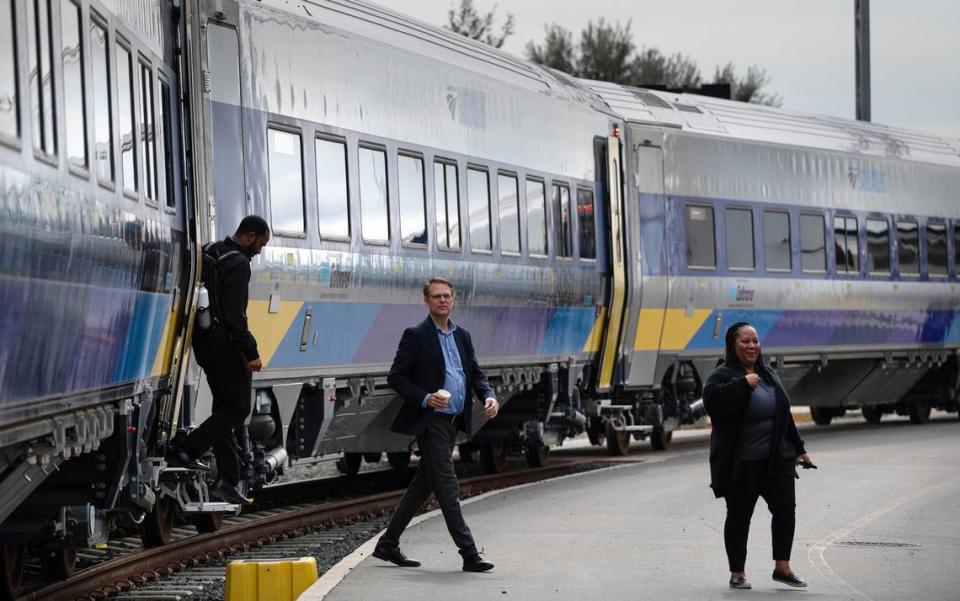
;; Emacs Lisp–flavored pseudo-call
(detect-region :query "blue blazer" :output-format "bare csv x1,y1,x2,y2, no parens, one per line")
387,317,495,438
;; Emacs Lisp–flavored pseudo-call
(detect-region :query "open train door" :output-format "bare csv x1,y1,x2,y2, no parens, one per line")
596,131,627,392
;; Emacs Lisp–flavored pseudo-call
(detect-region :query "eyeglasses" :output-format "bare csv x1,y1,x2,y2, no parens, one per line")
428,293,453,300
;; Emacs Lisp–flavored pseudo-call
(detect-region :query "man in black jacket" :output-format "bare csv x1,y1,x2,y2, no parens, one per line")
168,216,270,505
372,277,499,572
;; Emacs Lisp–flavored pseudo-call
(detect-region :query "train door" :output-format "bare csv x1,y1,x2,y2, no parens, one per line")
596,132,626,391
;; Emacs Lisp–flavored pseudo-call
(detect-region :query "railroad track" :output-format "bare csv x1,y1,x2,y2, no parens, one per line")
18,457,623,601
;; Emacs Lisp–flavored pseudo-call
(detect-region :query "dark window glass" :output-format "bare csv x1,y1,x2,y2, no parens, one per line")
927,221,947,276
763,210,790,271
117,44,136,192
0,0,18,139
139,61,157,200
28,0,56,154
800,213,826,272
725,207,754,270
552,183,572,258
526,179,547,256
315,137,349,238
467,168,491,252
159,79,174,207
498,173,520,254
398,154,426,246
434,161,460,250
833,216,859,274
90,17,112,182
865,218,890,274
577,188,596,259
897,219,919,275
359,146,388,242
267,128,304,233
685,205,715,269
61,1,86,168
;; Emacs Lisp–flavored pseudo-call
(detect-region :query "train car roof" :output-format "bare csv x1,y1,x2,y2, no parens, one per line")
581,79,960,168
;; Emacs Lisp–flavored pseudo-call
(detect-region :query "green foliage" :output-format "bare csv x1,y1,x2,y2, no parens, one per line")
525,24,576,74
445,0,515,49
712,63,782,106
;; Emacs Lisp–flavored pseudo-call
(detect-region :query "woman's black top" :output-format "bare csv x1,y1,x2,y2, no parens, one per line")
703,360,806,498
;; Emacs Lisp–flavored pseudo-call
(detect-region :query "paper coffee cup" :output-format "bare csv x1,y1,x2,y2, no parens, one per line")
436,389,451,400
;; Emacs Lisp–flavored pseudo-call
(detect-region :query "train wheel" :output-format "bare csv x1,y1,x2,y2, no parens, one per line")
909,400,931,424
810,407,833,426
861,406,883,424
479,441,508,474
194,513,223,534
524,443,550,468
586,418,604,446
41,547,77,580
0,545,25,601
336,452,363,475
457,444,478,463
649,428,673,451
363,452,383,464
605,420,630,456
140,496,178,547
387,451,411,468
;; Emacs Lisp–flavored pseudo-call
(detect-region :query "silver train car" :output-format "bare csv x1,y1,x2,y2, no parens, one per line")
2,0,959,595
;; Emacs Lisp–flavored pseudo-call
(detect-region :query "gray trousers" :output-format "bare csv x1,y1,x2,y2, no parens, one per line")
380,414,477,556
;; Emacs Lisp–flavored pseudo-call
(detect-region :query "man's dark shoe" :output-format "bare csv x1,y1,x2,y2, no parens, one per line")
211,480,251,505
165,449,209,471
729,575,752,589
462,554,494,572
772,570,807,588
372,544,420,567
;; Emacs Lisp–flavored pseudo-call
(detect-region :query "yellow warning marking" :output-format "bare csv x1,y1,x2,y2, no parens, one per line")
247,300,303,367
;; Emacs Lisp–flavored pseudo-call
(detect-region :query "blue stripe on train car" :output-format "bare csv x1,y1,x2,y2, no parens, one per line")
114,292,172,381
538,306,596,355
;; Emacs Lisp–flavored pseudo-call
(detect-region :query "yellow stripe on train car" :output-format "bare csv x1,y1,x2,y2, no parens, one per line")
151,305,181,377
633,308,712,351
247,300,304,368
582,307,607,353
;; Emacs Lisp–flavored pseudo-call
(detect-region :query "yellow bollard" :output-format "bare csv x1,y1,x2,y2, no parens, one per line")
225,557,318,601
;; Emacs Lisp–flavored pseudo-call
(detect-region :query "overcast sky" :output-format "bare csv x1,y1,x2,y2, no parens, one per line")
379,0,960,139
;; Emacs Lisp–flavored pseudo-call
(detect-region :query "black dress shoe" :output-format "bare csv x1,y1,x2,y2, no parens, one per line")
165,450,209,471
212,480,251,505
772,570,807,588
462,554,494,572
372,544,421,567
729,576,752,589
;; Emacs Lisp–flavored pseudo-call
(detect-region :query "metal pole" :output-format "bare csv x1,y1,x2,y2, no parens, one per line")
855,0,871,121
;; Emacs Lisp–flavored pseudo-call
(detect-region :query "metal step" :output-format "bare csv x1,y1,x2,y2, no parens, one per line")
180,501,240,514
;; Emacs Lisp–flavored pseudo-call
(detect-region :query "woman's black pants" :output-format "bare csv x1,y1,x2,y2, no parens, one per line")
723,458,796,573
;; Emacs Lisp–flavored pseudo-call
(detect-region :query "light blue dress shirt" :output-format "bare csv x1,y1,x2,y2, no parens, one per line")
421,320,466,415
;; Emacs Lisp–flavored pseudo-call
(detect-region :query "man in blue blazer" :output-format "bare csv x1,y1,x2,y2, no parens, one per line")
372,277,499,572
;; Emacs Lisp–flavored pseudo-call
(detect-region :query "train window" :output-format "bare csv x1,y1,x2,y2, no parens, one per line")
927,221,947,277
398,153,427,246
0,0,18,141
498,173,520,254
897,219,919,275
434,160,460,250
685,205,715,269
865,218,890,274
800,213,826,272
763,210,790,271
577,188,596,260
526,178,547,257
117,43,137,193
139,61,157,201
833,216,858,274
725,207,754,270
62,1,87,169
552,183,572,258
467,167,491,252
359,145,389,243
267,127,305,234
90,16,113,183
159,79,174,207
315,137,349,239
28,0,56,155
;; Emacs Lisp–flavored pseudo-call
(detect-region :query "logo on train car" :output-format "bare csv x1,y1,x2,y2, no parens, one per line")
847,167,887,193
729,283,755,305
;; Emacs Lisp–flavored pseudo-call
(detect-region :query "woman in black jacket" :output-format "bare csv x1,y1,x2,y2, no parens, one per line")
704,322,815,590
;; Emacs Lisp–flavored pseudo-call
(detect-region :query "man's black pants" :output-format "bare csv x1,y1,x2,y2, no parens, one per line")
723,458,796,572
380,414,477,556
178,333,252,485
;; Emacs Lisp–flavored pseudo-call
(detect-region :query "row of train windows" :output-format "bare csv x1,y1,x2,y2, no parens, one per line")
0,0,175,207
685,205,960,277
266,127,598,260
